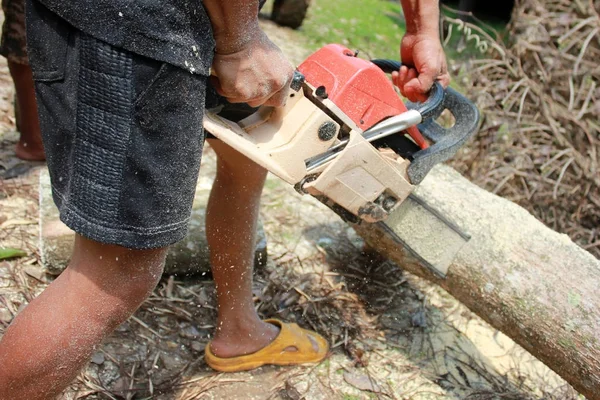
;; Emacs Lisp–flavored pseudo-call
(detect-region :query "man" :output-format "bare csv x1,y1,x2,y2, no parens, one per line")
0,0,44,161
0,0,449,398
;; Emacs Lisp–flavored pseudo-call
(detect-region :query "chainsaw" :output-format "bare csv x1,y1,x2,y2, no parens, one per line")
204,44,479,227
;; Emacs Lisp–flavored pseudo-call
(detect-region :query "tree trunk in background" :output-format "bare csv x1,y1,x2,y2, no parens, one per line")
353,165,600,400
271,0,310,29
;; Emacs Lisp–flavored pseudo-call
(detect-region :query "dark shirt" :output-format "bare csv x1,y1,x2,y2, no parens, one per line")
37,0,216,75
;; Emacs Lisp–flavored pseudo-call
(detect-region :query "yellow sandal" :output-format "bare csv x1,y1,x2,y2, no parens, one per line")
205,319,329,372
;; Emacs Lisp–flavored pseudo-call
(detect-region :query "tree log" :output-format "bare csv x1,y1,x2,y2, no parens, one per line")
353,165,600,399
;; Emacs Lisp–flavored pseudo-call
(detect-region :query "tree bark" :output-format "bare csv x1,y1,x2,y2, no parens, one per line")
353,165,600,400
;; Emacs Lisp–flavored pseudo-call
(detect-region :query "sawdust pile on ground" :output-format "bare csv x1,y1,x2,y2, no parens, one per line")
445,0,600,258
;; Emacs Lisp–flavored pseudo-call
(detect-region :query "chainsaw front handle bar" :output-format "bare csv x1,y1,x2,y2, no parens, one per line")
370,59,445,120
370,59,480,184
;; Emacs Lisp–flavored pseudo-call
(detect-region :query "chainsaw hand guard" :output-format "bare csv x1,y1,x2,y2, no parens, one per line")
408,87,480,184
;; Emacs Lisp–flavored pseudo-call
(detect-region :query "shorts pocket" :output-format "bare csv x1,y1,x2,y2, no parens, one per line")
126,66,207,228
132,60,169,106
134,65,207,135
25,0,70,81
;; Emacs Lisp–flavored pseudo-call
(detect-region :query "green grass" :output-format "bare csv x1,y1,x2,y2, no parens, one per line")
286,0,407,60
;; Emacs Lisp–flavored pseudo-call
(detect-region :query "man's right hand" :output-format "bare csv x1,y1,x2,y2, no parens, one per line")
210,30,294,108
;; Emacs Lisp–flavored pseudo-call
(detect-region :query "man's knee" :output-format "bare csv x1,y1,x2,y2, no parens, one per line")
69,235,167,308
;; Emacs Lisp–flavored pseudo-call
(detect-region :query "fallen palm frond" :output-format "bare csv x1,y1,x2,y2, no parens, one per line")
444,0,600,258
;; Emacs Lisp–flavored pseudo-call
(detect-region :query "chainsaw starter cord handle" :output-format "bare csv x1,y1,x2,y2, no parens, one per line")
370,59,445,121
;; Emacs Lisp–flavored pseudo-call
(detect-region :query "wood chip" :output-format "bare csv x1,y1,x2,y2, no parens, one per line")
90,352,105,365
0,219,35,228
24,265,44,282
343,371,382,393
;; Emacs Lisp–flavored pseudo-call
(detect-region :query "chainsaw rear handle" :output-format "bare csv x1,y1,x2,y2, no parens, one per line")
370,59,480,185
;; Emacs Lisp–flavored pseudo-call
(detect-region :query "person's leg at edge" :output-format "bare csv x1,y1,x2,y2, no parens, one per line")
9,60,45,161
204,139,279,358
0,235,167,400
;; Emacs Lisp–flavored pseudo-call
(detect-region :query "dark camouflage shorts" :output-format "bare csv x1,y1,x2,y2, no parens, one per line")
0,0,28,64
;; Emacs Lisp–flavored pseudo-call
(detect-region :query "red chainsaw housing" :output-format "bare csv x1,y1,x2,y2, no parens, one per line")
298,44,427,149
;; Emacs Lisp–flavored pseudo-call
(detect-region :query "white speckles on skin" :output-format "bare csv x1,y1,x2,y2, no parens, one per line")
484,283,495,294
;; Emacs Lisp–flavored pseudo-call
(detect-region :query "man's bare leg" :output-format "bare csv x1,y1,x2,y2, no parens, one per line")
8,61,45,161
0,235,167,400
205,139,279,358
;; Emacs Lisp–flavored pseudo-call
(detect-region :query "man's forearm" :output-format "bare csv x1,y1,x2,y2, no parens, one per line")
203,0,261,54
400,0,440,37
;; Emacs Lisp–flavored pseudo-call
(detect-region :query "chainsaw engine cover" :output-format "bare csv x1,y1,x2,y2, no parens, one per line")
297,44,425,148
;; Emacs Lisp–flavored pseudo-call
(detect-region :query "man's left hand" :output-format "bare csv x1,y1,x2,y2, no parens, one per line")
392,32,450,103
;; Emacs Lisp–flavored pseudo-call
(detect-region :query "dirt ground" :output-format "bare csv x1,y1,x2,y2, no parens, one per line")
0,14,584,400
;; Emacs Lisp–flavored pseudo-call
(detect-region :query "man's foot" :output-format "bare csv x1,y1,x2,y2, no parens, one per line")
15,139,45,161
205,319,329,372
209,319,280,359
